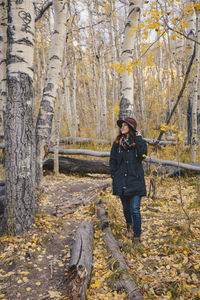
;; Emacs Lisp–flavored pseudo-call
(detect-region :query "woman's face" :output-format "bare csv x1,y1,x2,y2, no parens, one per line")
121,122,129,136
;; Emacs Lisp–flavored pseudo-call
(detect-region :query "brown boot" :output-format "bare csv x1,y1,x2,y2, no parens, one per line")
126,224,133,238
133,237,141,245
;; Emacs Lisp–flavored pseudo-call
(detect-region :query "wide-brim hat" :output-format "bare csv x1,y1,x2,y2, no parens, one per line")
117,117,137,131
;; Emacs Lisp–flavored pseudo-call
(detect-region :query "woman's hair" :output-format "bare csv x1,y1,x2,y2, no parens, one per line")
115,124,136,144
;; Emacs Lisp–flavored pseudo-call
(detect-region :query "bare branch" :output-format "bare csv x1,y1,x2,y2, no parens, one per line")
35,1,53,22
156,44,196,142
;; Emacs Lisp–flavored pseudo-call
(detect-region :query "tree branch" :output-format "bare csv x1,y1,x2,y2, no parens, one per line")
35,1,53,22
165,23,200,46
156,44,196,143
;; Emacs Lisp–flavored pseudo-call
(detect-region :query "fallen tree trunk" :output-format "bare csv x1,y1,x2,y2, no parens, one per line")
65,221,93,300
43,155,200,175
43,156,110,174
97,199,143,299
55,182,111,217
144,157,200,172
60,137,112,144
49,148,110,157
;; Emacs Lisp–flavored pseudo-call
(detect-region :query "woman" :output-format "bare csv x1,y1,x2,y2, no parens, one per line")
109,117,147,244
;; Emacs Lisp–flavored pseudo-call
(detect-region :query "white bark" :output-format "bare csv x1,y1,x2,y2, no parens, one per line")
63,63,73,136
4,0,35,235
191,6,200,162
54,87,63,175
100,40,107,138
87,2,100,138
71,29,77,140
36,0,68,187
119,0,144,119
110,0,117,138
185,0,196,146
136,33,144,123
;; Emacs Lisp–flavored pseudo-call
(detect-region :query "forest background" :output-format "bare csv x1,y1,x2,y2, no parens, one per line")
0,0,200,234
0,0,199,299
31,0,200,152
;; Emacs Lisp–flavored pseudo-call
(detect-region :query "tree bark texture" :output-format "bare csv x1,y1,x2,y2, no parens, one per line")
0,1,7,132
119,0,144,120
191,6,200,162
43,156,110,175
66,221,93,300
4,0,35,235
35,0,68,188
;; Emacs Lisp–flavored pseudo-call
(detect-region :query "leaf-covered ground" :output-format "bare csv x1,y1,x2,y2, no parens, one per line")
87,176,200,300
0,174,199,300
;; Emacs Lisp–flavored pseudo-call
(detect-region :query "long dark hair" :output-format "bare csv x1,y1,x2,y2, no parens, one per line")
115,125,136,144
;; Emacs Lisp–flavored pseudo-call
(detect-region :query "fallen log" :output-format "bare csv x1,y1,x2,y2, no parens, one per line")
60,137,184,146
60,137,112,144
43,156,110,175
144,157,200,172
65,221,93,300
97,199,143,299
43,155,200,176
49,148,110,157
56,182,111,217
47,148,200,173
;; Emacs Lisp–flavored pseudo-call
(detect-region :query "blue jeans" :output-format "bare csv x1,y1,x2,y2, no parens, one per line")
120,195,141,237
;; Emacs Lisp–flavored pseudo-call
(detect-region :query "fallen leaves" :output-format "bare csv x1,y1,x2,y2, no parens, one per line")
100,177,200,299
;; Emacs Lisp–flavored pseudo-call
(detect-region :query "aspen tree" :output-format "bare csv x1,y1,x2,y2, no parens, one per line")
63,59,73,136
36,0,68,188
119,0,144,119
54,87,63,175
135,33,145,124
87,1,100,138
99,39,108,138
4,0,35,235
68,2,78,141
191,4,200,161
109,0,117,138
185,0,196,146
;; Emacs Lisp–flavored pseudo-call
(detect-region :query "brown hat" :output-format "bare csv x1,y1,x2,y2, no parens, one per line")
117,117,137,131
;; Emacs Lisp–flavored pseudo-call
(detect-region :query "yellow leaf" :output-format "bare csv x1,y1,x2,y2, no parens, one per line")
167,291,172,297
23,277,28,282
26,288,31,292
48,291,61,298
36,281,41,286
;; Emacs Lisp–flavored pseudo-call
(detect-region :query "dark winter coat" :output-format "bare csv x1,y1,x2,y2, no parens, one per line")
109,135,147,196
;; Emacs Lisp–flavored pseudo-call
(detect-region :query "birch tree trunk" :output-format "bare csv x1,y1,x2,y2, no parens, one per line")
54,87,63,175
191,5,200,162
185,0,196,146
3,0,35,235
100,40,107,138
69,7,78,141
87,2,100,138
119,0,144,120
109,0,117,138
136,33,145,124
35,0,67,188
0,1,7,133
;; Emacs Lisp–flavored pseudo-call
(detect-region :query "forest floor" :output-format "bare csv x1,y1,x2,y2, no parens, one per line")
0,172,199,300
